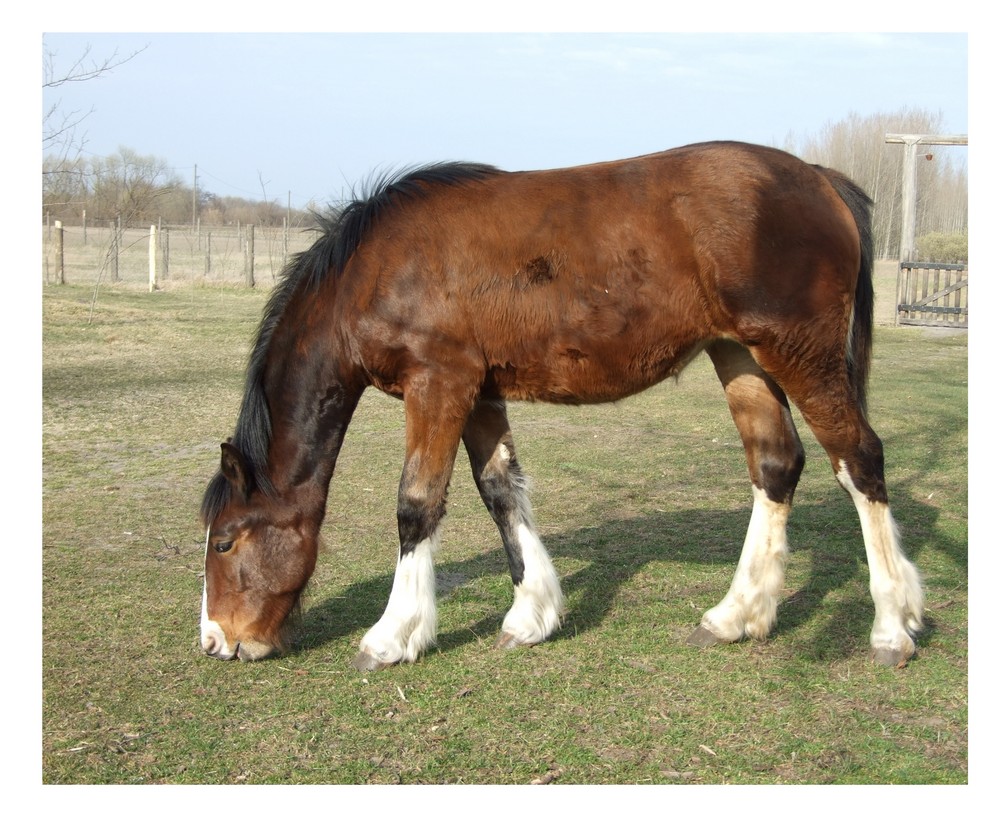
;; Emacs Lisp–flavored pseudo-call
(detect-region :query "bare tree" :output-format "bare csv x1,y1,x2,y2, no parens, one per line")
42,38,147,179
89,147,182,226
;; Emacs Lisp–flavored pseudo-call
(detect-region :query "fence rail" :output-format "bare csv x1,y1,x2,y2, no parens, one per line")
42,222,317,289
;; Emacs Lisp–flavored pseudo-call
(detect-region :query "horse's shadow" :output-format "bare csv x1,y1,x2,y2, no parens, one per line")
293,488,958,663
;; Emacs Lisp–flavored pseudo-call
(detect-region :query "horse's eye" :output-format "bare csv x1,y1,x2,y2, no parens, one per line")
214,540,234,554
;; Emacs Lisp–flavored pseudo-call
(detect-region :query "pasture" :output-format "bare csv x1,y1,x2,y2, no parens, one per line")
42,277,967,785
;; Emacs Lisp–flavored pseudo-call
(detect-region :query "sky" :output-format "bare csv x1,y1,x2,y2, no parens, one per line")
41,29,969,211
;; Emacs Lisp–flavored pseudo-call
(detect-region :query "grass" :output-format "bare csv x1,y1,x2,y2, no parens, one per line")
41,280,968,785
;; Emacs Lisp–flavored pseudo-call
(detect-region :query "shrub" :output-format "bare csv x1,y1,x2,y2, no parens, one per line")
916,231,967,263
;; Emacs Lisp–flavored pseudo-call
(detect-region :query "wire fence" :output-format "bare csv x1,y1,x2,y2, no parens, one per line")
42,222,318,290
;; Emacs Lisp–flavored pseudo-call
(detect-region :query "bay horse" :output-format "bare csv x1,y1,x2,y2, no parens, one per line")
200,141,924,670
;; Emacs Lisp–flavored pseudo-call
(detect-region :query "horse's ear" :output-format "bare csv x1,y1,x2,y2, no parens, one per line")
220,442,254,500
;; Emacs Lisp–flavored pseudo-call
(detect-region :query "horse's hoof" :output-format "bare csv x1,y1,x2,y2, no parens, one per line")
872,647,912,668
495,631,525,650
686,625,723,648
351,650,395,672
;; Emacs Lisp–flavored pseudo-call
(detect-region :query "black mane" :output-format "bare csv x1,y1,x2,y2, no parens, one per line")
200,161,501,525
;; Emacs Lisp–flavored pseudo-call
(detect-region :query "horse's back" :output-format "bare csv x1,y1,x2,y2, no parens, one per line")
341,142,863,403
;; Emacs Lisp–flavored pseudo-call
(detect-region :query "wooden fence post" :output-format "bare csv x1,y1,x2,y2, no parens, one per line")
149,224,157,292
885,133,969,263
55,220,65,284
245,224,255,287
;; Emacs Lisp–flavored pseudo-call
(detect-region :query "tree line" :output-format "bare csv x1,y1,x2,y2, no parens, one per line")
42,147,310,230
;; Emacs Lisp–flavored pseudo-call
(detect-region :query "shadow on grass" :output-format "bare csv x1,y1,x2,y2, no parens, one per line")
294,488,957,664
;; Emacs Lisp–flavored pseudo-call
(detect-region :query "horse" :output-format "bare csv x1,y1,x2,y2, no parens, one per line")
199,140,924,670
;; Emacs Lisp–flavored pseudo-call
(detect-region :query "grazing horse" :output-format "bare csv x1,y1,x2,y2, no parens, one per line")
199,141,923,670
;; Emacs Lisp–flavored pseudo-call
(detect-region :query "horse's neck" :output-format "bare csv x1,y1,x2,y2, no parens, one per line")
264,361,361,515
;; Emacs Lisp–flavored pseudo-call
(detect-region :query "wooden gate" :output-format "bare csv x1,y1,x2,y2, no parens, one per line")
896,262,968,328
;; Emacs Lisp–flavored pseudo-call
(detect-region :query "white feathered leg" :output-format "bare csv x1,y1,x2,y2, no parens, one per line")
693,486,790,645
353,531,440,670
837,462,923,665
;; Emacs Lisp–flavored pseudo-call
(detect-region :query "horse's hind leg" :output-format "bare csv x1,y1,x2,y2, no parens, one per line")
750,343,923,666
463,399,563,648
836,461,923,665
689,340,806,648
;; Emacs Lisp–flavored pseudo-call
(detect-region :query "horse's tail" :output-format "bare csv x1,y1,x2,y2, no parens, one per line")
820,167,875,416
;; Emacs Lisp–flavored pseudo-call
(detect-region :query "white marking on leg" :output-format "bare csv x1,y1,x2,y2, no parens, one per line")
359,532,440,664
701,486,789,641
502,468,563,644
837,461,923,658
502,522,564,644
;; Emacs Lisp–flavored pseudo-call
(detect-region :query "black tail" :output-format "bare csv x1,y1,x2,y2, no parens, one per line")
820,167,875,416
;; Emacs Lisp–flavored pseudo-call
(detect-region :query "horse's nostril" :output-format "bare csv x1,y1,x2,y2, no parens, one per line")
202,632,221,655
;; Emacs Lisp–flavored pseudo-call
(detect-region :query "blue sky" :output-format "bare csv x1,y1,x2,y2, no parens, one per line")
42,30,968,211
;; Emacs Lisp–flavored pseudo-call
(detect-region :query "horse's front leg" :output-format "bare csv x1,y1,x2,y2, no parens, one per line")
352,376,473,672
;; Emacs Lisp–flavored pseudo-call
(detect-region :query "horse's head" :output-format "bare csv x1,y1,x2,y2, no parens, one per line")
200,443,318,661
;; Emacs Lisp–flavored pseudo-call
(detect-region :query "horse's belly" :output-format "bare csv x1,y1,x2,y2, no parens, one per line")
487,337,708,405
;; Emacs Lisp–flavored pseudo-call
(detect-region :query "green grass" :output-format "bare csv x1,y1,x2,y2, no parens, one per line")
42,283,968,784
